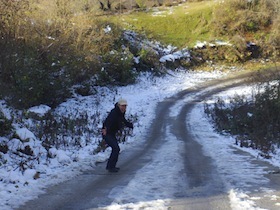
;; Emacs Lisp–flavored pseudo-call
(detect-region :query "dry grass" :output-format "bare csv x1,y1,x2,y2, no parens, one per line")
0,0,126,108
0,0,279,108
211,0,280,58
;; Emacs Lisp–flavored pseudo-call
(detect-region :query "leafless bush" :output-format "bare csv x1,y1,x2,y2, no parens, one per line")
204,74,280,157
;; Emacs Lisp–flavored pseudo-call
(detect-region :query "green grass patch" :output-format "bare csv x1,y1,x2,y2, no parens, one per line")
110,1,217,48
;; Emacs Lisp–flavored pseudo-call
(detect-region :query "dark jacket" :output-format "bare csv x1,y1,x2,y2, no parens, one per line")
103,103,133,136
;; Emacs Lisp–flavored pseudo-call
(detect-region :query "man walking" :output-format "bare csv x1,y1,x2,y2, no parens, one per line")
102,98,133,172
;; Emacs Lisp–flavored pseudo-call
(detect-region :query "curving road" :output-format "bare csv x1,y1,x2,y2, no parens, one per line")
17,69,280,210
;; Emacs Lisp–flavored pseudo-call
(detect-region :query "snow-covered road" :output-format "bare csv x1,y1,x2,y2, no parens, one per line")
15,70,280,210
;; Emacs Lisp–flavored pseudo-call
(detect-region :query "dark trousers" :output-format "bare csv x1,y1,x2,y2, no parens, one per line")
104,134,120,169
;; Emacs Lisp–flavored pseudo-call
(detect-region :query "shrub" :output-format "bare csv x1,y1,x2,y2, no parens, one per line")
135,0,147,9
137,48,162,72
204,77,280,156
211,0,279,59
266,15,280,58
97,48,136,86
30,111,95,149
24,104,138,151
0,111,13,137
212,0,274,35
0,0,138,108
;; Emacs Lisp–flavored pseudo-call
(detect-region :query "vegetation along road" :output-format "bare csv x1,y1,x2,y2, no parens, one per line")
17,69,280,210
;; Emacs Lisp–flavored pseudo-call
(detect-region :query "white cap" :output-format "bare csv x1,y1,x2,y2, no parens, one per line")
118,98,127,106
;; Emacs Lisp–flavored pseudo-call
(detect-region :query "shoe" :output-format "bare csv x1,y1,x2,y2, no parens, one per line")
106,167,120,172
107,168,119,173
106,166,120,170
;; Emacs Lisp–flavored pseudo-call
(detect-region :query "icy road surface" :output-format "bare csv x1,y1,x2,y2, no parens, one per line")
17,70,280,210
